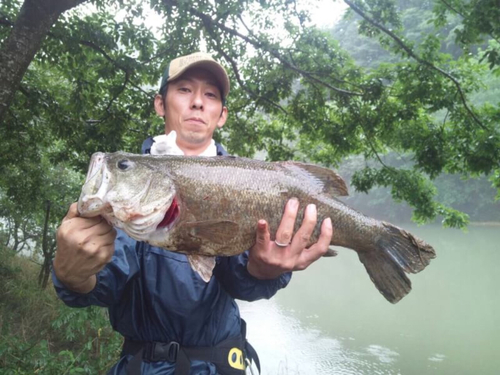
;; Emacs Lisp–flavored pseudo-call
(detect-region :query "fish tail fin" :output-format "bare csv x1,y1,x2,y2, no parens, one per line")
357,222,436,303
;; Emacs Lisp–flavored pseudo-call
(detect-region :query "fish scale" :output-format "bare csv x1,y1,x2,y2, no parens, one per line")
78,152,436,303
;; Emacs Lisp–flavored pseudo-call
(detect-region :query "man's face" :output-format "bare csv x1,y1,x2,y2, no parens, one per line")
155,68,228,150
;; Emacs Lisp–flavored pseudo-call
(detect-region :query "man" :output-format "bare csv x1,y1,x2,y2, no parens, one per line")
53,52,333,374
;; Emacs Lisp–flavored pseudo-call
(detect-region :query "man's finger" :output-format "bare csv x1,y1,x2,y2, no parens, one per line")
96,226,117,246
274,198,299,245
86,244,115,275
296,217,333,269
64,215,105,232
291,203,317,253
92,218,114,236
62,202,80,222
255,219,270,247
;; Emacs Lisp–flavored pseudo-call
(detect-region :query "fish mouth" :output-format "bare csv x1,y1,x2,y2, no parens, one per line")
78,152,109,217
156,197,179,230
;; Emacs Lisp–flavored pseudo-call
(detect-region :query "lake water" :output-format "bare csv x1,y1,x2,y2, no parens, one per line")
238,225,500,375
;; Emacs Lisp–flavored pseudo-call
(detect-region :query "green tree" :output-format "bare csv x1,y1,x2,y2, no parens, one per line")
4,0,498,371
329,0,500,223
1,0,161,285
0,0,89,120
0,0,499,276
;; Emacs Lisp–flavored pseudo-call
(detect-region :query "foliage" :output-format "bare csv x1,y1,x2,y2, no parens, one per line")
0,0,498,298
0,123,83,286
327,0,500,225
338,153,500,224
0,0,499,370
0,0,498,230
0,246,122,374
433,0,500,74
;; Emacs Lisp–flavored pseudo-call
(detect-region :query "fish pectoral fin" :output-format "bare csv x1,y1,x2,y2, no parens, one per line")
185,220,239,244
281,162,349,197
187,254,216,282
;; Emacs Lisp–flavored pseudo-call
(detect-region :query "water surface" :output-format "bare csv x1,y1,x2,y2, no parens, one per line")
239,225,500,375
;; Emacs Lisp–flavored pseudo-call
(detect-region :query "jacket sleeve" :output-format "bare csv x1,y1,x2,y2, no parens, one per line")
52,230,140,308
213,251,292,301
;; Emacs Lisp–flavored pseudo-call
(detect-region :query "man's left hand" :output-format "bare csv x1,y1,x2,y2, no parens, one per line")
247,198,333,279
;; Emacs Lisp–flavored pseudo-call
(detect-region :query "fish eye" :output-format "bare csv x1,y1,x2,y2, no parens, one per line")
117,159,133,171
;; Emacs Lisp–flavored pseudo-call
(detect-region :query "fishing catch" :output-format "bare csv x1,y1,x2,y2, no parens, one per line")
78,152,435,303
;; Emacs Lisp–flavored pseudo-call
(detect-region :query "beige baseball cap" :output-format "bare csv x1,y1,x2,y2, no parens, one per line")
159,52,230,98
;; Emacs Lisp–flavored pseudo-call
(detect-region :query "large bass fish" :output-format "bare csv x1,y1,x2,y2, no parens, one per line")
78,152,435,303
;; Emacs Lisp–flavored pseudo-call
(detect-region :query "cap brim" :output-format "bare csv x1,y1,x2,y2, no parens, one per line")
167,60,230,98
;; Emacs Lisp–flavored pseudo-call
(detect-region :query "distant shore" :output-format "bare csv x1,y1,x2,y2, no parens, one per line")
469,221,500,226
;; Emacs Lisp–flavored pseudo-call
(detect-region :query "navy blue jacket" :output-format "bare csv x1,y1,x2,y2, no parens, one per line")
52,139,292,374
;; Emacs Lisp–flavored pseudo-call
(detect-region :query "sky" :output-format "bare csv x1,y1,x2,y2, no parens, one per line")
307,0,348,28
140,0,349,52
78,0,349,92
81,0,348,35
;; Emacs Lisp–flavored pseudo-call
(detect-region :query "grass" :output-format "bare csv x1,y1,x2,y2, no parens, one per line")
0,246,122,374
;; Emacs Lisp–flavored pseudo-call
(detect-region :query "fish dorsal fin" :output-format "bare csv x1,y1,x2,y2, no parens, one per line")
187,254,216,282
184,220,239,244
281,162,349,196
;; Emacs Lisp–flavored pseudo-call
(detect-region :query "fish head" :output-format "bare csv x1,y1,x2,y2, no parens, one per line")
77,152,179,241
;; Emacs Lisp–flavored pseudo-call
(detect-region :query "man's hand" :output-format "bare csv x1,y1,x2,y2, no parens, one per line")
53,203,116,293
247,198,333,279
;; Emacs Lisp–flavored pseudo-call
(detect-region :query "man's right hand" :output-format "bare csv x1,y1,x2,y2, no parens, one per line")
53,202,116,294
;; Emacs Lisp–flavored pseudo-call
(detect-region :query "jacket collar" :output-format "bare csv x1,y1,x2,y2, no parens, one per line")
141,136,227,156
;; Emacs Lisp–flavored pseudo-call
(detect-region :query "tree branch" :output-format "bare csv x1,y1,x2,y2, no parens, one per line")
77,39,150,98
104,71,130,114
219,48,288,114
344,0,486,130
438,0,499,44
352,102,389,168
78,39,115,65
200,17,289,114
439,0,466,18
0,0,90,120
167,1,362,97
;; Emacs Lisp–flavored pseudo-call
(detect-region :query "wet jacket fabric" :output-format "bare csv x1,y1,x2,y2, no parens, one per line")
52,139,292,374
